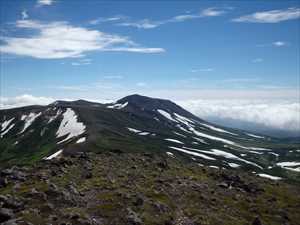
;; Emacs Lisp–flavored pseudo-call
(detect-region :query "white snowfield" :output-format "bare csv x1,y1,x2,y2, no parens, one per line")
76,137,86,143
173,132,186,138
44,149,63,160
0,118,15,138
257,173,282,180
228,163,240,168
107,102,128,109
48,109,62,124
246,133,265,139
173,113,195,127
127,127,141,133
156,111,271,155
189,127,237,146
165,138,184,144
276,162,300,172
169,146,216,160
200,123,237,136
19,112,42,134
183,147,263,169
166,152,174,157
157,109,177,122
139,132,150,136
1,124,15,138
127,127,155,136
1,117,14,132
56,108,86,144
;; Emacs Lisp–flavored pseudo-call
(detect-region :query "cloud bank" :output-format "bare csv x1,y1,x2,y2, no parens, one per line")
177,99,300,133
1,94,299,136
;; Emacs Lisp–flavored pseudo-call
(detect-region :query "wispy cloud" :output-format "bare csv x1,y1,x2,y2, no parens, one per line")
96,7,231,29
222,78,261,83
233,7,300,23
272,41,288,47
37,0,54,6
257,41,289,48
89,16,127,25
103,75,124,79
190,68,214,73
0,20,165,59
21,10,29,20
252,58,263,63
71,58,92,66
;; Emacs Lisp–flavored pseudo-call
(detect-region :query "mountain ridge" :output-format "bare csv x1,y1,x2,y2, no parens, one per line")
0,94,299,182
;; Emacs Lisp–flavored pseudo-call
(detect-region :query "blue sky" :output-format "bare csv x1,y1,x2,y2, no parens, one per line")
0,0,299,134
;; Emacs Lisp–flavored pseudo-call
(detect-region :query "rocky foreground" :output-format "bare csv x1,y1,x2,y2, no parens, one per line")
0,152,299,225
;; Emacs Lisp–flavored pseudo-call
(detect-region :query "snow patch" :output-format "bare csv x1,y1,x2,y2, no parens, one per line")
169,146,216,160
200,123,237,136
257,174,282,180
44,149,63,160
19,112,42,134
166,152,174,157
228,163,240,168
56,108,86,144
107,102,128,109
246,133,265,139
183,147,263,169
76,137,86,143
1,124,15,137
127,127,141,133
276,161,300,172
157,109,177,122
1,117,14,132
165,138,184,144
48,109,62,124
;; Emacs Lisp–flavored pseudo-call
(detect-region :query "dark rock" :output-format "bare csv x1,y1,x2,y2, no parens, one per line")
217,182,229,188
133,195,144,206
0,177,8,188
126,208,142,225
252,217,262,225
157,160,169,169
0,195,24,210
0,208,14,223
1,219,18,225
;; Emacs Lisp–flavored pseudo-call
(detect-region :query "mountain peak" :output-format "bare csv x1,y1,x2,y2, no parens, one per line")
48,99,103,107
116,94,199,121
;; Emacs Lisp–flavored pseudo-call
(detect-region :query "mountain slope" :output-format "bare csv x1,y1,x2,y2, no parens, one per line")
1,152,299,225
0,94,299,181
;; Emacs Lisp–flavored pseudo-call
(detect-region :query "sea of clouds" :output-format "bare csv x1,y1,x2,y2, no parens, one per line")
1,94,299,137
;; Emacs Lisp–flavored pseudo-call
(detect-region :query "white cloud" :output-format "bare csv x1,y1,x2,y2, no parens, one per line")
272,41,287,47
252,58,263,63
176,99,300,132
200,7,226,17
21,10,29,20
89,16,125,25
116,7,230,29
191,68,214,72
2,93,298,134
233,7,300,23
103,75,124,79
117,19,162,29
37,0,54,6
0,94,54,109
0,20,165,59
